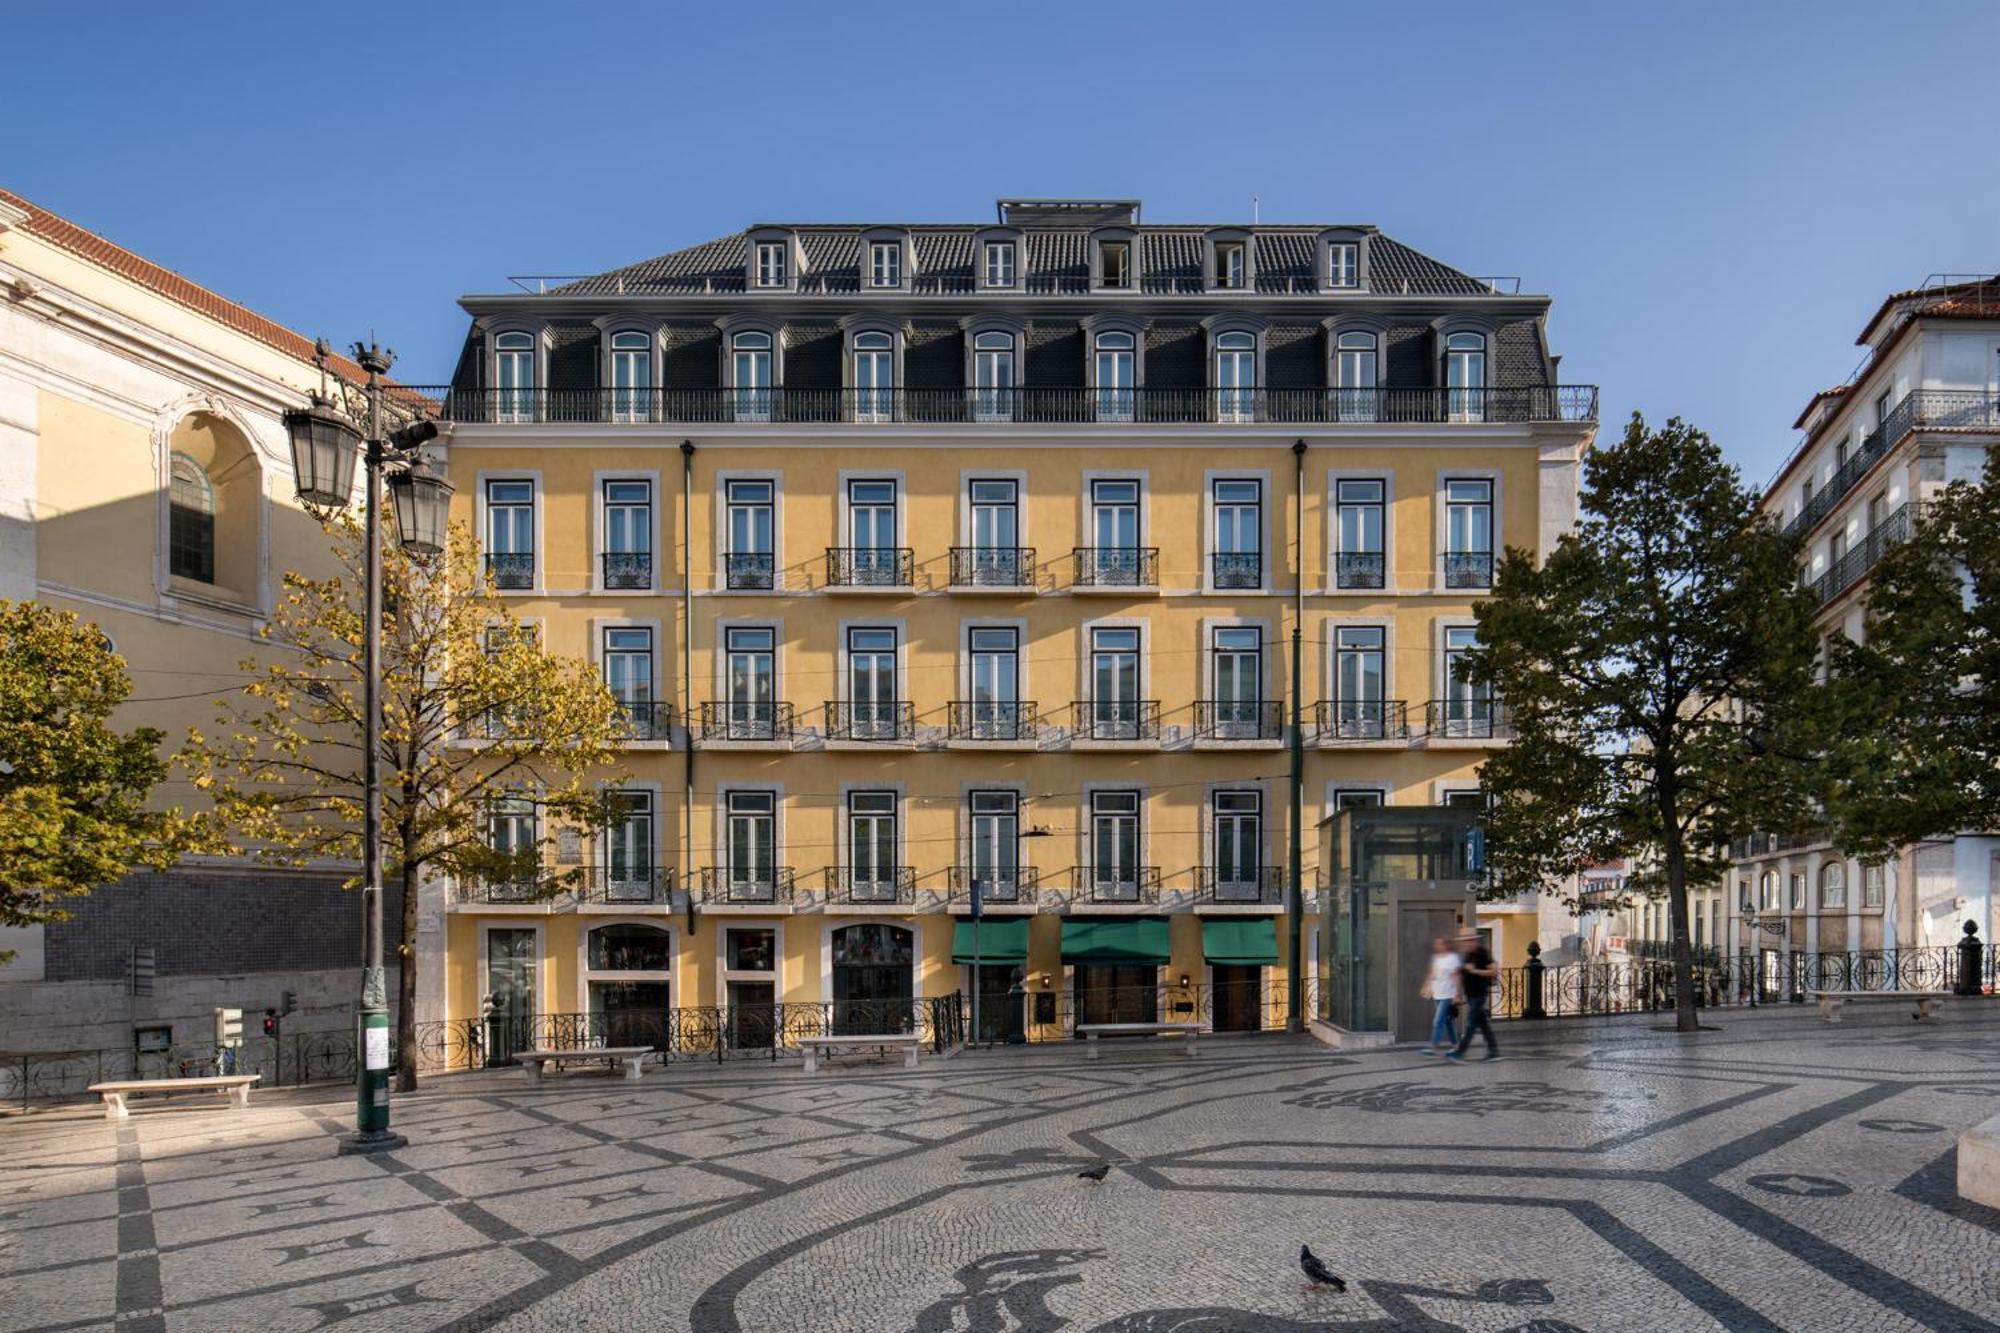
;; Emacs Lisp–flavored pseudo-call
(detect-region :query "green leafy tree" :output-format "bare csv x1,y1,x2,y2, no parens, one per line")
1464,415,1821,1032
183,519,626,1089
0,601,200,961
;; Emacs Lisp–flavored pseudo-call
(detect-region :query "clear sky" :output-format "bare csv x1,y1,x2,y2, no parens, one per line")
6,1,1996,485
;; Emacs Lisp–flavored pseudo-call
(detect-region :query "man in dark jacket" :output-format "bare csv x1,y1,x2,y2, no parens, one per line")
1447,929,1499,1061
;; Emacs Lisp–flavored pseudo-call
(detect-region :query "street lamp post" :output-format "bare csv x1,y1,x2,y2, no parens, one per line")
285,341,451,1155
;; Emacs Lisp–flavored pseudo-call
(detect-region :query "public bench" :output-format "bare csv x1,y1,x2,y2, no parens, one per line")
87,1074,259,1121
796,1032,922,1073
515,1046,651,1083
1810,990,1949,1023
1076,1021,1204,1058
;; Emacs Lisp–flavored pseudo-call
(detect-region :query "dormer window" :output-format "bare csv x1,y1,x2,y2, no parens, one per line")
1100,241,1132,289
1216,242,1246,289
1093,330,1137,422
755,242,788,288
493,330,537,422
851,331,896,422
983,241,1017,288
608,330,652,422
1213,331,1257,422
1329,243,1359,288
869,242,901,288
1443,331,1487,422
972,330,1016,421
729,330,776,421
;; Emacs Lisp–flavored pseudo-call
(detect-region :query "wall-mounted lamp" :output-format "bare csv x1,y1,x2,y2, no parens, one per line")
1038,972,1051,989
1178,973,1191,989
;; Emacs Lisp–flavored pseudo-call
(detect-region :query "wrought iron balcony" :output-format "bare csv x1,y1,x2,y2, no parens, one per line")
1065,866,1162,904
823,866,918,905
1212,552,1263,589
1442,551,1495,589
409,385,1599,426
1424,698,1512,740
454,871,567,906
699,701,796,742
724,551,776,590
484,552,534,590
695,866,797,905
950,546,1036,588
1314,699,1410,741
1197,865,1285,904
826,546,913,588
948,700,1039,742
576,867,673,905
1072,699,1161,741
613,700,672,741
947,865,1040,905
1811,502,1927,607
1336,551,1386,590
601,551,651,589
824,700,915,742
1784,391,1999,539
1072,546,1158,588
1194,700,1284,741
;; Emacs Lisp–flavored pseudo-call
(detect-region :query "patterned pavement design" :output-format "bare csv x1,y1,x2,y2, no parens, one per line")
2,1006,1998,1331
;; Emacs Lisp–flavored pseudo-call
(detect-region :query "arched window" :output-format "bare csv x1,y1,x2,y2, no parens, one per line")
731,331,774,421
1444,331,1487,422
1334,331,1379,421
168,452,215,583
851,330,895,422
1214,331,1257,422
608,330,652,422
1818,861,1846,910
1094,330,1136,422
829,923,914,1032
494,331,536,422
972,330,1015,421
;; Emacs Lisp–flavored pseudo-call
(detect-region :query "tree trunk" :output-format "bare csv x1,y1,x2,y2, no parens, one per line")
1664,845,1699,1033
395,857,421,1092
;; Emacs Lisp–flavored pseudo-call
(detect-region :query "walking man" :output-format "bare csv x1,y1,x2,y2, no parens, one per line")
1421,936,1461,1054
1447,928,1499,1061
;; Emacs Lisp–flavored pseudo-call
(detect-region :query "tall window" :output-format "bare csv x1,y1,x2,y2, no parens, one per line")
1442,626,1490,735
1863,862,1886,909
168,452,215,583
1210,627,1263,734
724,626,776,738
1819,862,1846,910
972,331,1016,421
1789,871,1806,911
847,627,898,739
603,791,654,892
609,331,652,422
966,479,1020,585
731,331,774,421
494,331,535,422
968,626,1021,738
846,479,899,583
968,791,1020,898
1213,791,1262,894
1090,626,1140,739
725,791,776,897
1215,242,1246,289
1334,626,1385,736
1444,479,1494,588
851,331,895,422
486,797,539,895
484,479,535,589
1334,331,1378,420
1090,790,1141,898
1444,331,1487,422
868,241,901,288
1089,479,1141,583
1328,242,1359,289
847,791,899,899
1758,870,1778,911
602,627,655,735
725,479,774,590
983,241,1016,288
1099,240,1132,289
754,241,787,288
602,480,652,588
1212,479,1262,587
1094,331,1136,422
1214,332,1256,422
1336,479,1386,589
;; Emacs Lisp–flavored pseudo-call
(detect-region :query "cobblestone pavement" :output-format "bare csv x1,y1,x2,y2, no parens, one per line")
3,1008,1999,1332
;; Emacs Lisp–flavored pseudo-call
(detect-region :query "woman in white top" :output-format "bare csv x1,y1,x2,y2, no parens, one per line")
1420,936,1462,1053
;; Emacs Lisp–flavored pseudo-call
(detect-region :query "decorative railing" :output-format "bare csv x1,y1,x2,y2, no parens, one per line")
1729,828,1829,859
823,866,918,905
947,865,1040,905
1194,699,1284,741
483,552,534,590
1336,551,1386,589
1062,866,1163,904
1072,699,1161,741
613,700,672,741
1195,865,1286,904
724,551,776,590
1,1031,364,1109
1441,551,1495,589
699,700,796,742
1211,551,1263,589
404,385,1599,426
823,700,915,742
1812,502,1928,606
1314,699,1410,741
693,866,797,905
1072,546,1159,588
574,868,674,906
1424,698,1511,740
825,546,913,587
948,700,1040,741
450,877,568,906
1784,391,1999,540
950,546,1037,588
601,551,651,589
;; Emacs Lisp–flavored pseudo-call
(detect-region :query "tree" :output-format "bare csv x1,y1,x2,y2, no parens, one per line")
1464,415,1821,1032
0,602,199,961
183,518,626,1089
1821,452,2000,870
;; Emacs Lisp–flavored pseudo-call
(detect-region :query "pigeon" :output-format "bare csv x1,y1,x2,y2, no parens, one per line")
1076,1162,1111,1183
1299,1244,1346,1292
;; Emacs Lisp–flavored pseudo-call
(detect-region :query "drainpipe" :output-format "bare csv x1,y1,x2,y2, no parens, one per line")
681,442,696,943
1287,439,1307,1032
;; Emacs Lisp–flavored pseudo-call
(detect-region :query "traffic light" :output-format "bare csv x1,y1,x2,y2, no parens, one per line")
213,1007,243,1048
262,1010,278,1037
280,989,298,1016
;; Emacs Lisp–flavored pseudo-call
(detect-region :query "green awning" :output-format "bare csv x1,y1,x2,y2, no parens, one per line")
1059,917,1172,964
1202,917,1280,966
951,917,1030,964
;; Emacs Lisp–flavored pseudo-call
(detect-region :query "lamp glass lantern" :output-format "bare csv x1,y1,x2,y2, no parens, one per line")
283,401,362,508
388,465,454,557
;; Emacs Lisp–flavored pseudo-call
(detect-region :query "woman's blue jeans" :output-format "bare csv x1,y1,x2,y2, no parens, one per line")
1428,998,1459,1048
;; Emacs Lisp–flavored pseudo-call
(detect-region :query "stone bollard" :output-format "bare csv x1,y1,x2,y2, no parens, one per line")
1957,921,1984,998
1523,940,1547,1020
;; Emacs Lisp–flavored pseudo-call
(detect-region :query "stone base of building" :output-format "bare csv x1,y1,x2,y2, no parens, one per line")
1961,1110,2000,1210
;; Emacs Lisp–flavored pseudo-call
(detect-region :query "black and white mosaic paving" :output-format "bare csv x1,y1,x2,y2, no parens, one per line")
2,1008,1997,1331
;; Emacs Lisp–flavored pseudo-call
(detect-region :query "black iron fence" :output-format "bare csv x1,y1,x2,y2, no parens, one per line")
2,1030,361,1111
1194,699,1284,740
825,546,914,587
948,699,1040,741
699,700,796,742
950,546,1036,588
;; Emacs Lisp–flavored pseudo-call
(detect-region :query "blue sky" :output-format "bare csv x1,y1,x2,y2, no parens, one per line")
6,1,1996,484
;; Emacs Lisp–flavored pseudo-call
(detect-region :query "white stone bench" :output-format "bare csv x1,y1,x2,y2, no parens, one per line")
1810,990,1949,1023
87,1074,259,1121
1960,1110,2000,1209
515,1046,651,1083
1076,1022,1204,1058
796,1033,922,1073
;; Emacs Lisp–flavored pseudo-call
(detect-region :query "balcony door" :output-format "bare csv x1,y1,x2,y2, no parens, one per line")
1443,626,1490,735
847,479,899,584
602,628,654,734
725,479,774,589
1213,790,1262,895
968,627,1020,738
603,791,654,898
1336,479,1385,589
1214,332,1256,422
1090,627,1140,738
847,791,898,901
968,791,1020,902
968,479,1020,584
1335,626,1385,736
725,627,775,738
1090,479,1140,584
725,791,776,900
1211,627,1262,733
852,331,894,422
1212,479,1262,587
972,332,1016,421
602,480,652,588
731,332,773,421
1090,790,1140,899
1094,332,1135,422
847,627,897,738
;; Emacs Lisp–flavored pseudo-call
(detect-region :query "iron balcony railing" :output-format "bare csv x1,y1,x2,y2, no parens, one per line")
452,877,566,906
948,700,1040,741
950,546,1036,588
699,700,796,742
1785,391,2000,540
1194,699,1284,740
823,866,918,905
724,551,775,590
1442,551,1495,589
1812,502,1928,606
694,866,796,905
601,551,651,588
612,700,671,741
947,865,1040,905
484,552,534,590
1425,698,1512,740
1212,552,1262,589
1065,865,1163,904
406,385,1599,426
1196,865,1285,904
575,867,673,906
826,546,914,587
1314,698,1411,740
1729,828,1830,859
1073,698,1161,741
824,700,915,742
1336,551,1386,589
1072,546,1159,588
